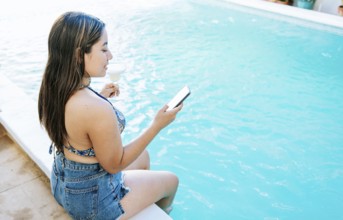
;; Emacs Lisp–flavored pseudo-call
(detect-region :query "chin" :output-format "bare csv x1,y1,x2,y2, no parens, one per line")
98,71,106,77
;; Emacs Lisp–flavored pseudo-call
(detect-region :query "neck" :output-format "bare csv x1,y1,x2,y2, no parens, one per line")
80,76,91,89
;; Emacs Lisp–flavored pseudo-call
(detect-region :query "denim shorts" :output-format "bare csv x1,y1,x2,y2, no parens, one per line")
51,153,130,220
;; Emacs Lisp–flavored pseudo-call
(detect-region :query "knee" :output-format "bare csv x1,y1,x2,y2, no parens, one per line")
166,172,179,190
173,173,179,188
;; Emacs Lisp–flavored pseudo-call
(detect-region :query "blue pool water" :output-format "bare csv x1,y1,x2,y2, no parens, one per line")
1,0,343,219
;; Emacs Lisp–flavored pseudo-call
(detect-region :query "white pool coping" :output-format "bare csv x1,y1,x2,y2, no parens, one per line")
0,74,171,220
223,0,343,29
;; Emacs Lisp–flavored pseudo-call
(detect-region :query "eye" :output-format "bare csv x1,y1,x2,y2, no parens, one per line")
102,46,109,52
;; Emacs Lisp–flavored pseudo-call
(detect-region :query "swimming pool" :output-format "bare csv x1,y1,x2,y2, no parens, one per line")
1,0,343,219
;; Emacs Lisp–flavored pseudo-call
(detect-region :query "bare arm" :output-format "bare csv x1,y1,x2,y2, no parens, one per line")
88,100,182,174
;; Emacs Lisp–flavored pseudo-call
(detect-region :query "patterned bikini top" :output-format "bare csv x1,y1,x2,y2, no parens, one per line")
63,87,126,157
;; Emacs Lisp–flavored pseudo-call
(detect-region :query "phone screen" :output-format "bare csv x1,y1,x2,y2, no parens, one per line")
166,86,191,111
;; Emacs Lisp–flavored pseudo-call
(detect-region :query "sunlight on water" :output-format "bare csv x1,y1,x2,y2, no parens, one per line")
1,0,343,219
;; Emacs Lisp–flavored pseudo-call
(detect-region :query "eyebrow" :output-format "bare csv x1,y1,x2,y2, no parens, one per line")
103,42,108,46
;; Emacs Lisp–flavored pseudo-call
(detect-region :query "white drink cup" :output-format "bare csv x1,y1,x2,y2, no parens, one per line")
107,63,126,83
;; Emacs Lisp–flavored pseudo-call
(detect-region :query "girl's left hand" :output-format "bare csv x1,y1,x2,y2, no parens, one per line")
100,83,120,98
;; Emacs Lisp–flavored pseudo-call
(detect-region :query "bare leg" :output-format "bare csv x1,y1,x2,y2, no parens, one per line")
125,149,150,170
119,170,179,219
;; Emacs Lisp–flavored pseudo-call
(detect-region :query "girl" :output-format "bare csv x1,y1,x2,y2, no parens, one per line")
38,11,181,220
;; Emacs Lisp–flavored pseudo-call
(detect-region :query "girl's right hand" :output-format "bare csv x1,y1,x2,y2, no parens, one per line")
152,104,183,131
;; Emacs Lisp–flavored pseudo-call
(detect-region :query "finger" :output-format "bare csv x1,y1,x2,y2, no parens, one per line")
113,83,119,90
114,85,120,95
175,103,183,111
104,83,112,88
109,90,118,97
169,103,183,114
161,105,169,112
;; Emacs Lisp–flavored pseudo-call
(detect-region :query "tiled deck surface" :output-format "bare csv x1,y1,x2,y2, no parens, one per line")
0,124,70,219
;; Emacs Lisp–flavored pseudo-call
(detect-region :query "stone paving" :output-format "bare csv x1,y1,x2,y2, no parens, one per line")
0,124,70,220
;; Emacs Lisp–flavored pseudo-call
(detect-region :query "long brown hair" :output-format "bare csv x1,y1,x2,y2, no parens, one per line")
38,11,105,152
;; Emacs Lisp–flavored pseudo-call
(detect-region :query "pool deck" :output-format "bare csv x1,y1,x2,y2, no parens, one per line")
224,0,343,29
0,124,70,219
0,74,171,220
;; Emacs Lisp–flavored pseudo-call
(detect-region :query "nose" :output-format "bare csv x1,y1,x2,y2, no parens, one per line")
107,50,113,61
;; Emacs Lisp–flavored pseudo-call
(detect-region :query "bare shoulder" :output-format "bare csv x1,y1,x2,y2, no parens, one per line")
65,89,114,122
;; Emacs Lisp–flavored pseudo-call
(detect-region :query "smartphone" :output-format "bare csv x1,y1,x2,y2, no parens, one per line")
166,85,191,111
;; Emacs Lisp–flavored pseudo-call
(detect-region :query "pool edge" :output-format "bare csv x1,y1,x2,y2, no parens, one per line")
221,0,343,29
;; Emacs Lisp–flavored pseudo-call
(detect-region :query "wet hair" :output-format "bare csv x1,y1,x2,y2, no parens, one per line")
38,11,105,152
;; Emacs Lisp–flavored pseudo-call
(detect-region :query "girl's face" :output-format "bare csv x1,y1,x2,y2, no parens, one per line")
84,28,113,78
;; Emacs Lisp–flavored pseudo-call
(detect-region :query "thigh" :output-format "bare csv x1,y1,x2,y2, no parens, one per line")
119,170,178,219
